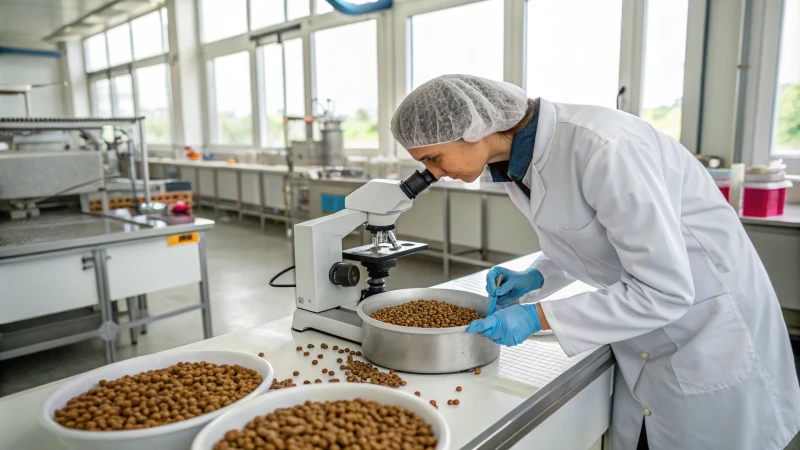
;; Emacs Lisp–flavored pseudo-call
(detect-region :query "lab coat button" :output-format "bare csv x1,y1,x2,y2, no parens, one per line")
641,351,649,360
643,407,651,416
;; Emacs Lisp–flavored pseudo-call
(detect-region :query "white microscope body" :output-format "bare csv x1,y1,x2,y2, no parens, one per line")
291,170,436,341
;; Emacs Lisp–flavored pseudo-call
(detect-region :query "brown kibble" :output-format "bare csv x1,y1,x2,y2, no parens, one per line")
370,299,483,327
312,360,318,365
340,365,346,370
53,361,263,432
257,352,264,357
212,398,437,448
321,343,328,349
293,371,299,376
338,349,344,354
337,358,343,363
474,368,482,375
307,344,314,349
322,369,328,374
415,391,421,397
314,379,322,383
356,351,362,356
400,381,407,386
317,354,323,359
296,346,302,351
447,400,453,406
333,345,339,350
303,351,309,356
329,371,335,376
303,380,310,385
454,399,460,405
456,386,462,392
430,400,436,405
389,370,394,374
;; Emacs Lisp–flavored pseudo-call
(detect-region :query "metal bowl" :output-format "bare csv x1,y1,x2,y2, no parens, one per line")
356,288,500,374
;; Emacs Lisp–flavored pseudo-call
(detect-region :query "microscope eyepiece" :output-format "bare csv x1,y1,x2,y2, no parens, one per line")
399,169,437,200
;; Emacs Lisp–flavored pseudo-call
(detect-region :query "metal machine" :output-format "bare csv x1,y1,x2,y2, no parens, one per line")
291,169,437,341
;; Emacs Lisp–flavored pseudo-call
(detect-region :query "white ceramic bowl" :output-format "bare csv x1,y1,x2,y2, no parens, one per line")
40,350,274,450
192,384,451,450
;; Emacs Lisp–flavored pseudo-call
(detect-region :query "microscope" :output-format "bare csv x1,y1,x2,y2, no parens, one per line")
291,169,437,341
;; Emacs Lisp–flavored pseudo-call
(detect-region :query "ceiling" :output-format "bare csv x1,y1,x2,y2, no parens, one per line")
0,0,112,46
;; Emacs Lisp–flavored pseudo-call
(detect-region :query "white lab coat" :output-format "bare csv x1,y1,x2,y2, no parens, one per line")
508,99,800,450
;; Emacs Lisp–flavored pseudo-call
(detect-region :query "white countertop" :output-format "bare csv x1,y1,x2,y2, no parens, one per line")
0,254,605,449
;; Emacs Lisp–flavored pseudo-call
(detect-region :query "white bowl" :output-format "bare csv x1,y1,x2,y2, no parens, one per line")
40,350,274,450
192,384,451,450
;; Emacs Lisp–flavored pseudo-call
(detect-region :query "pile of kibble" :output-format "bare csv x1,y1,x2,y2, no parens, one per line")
54,361,263,431
370,299,482,328
212,398,438,450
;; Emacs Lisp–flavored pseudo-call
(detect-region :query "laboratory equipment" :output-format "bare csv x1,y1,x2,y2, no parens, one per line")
291,169,437,341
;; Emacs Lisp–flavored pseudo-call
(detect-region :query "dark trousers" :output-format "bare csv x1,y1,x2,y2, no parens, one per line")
637,419,649,450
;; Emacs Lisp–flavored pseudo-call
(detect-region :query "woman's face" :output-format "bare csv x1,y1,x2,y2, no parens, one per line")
406,138,494,182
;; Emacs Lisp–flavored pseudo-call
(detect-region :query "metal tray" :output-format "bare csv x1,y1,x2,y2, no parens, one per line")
356,288,500,373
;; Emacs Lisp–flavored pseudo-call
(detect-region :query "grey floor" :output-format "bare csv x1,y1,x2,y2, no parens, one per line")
1,212,799,448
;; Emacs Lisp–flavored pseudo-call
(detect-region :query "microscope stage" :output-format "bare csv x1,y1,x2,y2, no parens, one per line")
342,241,428,263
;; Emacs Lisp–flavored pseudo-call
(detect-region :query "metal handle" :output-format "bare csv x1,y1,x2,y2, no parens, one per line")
82,256,94,271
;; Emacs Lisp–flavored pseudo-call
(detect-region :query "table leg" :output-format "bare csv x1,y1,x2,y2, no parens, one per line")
198,232,213,339
443,189,451,279
125,297,139,345
93,249,117,364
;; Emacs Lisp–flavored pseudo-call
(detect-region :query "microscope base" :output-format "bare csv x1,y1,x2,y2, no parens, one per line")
291,305,363,343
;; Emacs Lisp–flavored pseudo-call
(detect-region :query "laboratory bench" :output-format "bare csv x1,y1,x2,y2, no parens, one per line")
0,213,215,364
0,252,613,450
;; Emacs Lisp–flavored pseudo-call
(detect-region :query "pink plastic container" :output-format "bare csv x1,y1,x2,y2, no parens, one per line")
742,181,793,217
719,186,730,201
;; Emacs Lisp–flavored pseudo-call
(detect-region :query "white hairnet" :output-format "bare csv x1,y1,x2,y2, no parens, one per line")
391,75,530,149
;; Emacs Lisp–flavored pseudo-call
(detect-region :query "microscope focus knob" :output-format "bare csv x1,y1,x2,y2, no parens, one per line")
329,263,360,287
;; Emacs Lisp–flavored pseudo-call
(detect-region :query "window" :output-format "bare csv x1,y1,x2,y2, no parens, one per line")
92,79,112,117
210,52,253,145
132,9,168,60
113,75,135,117
107,24,132,66
284,38,306,142
410,0,504,89
641,0,688,140
316,0,334,14
136,64,172,143
526,0,622,108
314,20,378,148
261,43,287,147
200,0,247,43
84,34,108,72
773,0,800,155
287,0,311,21
251,0,286,30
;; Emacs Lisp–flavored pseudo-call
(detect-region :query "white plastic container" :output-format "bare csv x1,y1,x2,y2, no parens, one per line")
192,384,451,450
40,351,274,450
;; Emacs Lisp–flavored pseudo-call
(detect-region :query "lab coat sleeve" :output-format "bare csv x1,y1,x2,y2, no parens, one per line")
539,138,695,356
519,253,576,304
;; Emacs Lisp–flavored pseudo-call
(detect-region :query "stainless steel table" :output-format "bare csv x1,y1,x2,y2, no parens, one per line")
0,213,215,363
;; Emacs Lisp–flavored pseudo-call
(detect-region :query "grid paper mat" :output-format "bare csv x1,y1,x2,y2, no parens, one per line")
0,213,137,247
437,256,587,388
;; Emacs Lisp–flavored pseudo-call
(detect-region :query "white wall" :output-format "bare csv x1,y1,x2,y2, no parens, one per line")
0,52,66,117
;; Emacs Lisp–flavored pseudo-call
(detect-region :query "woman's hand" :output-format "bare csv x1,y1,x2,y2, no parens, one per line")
486,266,544,310
467,304,542,346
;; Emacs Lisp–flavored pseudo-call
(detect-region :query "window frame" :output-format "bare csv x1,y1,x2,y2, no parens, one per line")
737,0,800,168
196,0,706,158
82,6,173,149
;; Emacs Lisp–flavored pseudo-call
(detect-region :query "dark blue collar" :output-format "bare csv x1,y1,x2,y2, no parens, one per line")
488,99,539,184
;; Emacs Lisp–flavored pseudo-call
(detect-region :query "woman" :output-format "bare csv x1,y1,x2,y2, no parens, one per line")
391,75,800,450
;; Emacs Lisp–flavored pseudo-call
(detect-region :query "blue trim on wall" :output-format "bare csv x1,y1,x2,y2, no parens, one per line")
326,0,392,15
0,47,61,58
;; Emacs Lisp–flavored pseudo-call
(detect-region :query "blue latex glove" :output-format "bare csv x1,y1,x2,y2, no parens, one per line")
486,266,544,310
466,304,542,346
